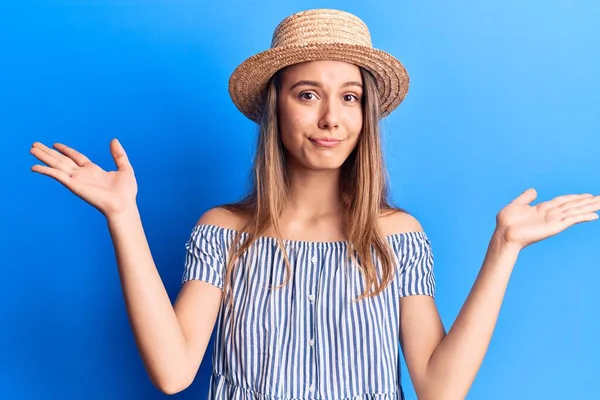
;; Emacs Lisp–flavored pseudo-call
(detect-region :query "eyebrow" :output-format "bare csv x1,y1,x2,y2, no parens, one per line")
288,80,363,91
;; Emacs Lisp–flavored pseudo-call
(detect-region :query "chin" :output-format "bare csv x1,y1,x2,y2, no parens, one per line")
307,160,346,171
287,150,350,171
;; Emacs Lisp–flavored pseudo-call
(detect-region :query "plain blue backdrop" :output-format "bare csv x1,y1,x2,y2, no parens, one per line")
2,1,599,399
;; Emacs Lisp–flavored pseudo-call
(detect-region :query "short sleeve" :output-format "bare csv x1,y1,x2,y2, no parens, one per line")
181,225,226,290
398,232,436,298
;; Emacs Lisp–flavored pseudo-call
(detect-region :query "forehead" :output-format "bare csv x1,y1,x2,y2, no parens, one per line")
280,60,362,85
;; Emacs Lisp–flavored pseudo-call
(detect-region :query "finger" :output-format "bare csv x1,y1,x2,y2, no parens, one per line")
53,143,93,168
110,138,131,171
31,164,72,186
32,142,78,169
512,188,537,205
31,142,60,162
560,197,600,217
562,212,599,227
555,195,599,212
30,146,74,174
542,193,594,210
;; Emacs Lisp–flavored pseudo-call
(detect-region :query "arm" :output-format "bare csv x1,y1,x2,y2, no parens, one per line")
109,208,223,394
400,190,599,399
425,233,518,398
401,232,518,400
30,140,223,395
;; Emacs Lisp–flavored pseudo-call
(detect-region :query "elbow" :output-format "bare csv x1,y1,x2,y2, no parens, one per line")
418,361,472,399
159,385,186,396
417,390,464,400
155,378,192,396
415,377,468,400
151,370,194,396
145,354,196,395
145,347,201,395
416,384,469,400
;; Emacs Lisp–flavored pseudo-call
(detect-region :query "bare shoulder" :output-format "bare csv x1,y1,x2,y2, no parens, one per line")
379,209,425,236
195,206,249,231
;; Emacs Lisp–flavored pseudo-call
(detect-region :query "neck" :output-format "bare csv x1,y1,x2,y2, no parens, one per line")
282,165,342,222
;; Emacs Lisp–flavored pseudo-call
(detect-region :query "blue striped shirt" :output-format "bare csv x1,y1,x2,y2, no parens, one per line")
181,224,436,399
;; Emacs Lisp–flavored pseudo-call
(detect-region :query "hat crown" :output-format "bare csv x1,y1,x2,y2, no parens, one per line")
270,9,373,49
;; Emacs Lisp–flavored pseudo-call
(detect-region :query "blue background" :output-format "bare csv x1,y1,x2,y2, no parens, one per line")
2,1,599,399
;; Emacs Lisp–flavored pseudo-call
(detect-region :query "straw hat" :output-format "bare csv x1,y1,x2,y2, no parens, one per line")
228,8,410,123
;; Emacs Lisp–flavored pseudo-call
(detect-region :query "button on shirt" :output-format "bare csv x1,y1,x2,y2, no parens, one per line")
182,224,436,399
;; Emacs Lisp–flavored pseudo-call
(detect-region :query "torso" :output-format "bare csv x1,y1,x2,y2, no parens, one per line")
187,205,430,399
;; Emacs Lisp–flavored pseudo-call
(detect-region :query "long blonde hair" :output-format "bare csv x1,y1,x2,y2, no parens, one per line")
220,66,408,318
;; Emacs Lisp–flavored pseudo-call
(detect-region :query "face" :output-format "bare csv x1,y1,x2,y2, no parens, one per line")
277,60,364,171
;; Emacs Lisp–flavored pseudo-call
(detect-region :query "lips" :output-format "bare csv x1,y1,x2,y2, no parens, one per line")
309,137,342,148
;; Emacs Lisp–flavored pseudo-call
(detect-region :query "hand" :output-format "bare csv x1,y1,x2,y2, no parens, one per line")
30,138,138,218
495,188,600,251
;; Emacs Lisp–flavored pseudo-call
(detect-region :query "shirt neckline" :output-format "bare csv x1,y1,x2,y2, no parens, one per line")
193,223,427,248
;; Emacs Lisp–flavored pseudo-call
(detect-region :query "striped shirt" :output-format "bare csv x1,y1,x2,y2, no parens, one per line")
181,224,436,400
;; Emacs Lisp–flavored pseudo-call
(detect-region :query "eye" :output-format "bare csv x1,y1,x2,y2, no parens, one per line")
343,94,360,102
299,92,317,101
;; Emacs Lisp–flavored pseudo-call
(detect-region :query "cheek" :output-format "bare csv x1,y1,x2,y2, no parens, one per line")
279,103,312,146
345,109,363,141
279,115,305,153
349,109,363,132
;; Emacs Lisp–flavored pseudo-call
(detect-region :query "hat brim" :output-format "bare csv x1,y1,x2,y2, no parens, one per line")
228,43,410,123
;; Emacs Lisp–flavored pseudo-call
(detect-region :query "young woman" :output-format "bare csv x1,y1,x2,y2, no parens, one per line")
29,8,599,400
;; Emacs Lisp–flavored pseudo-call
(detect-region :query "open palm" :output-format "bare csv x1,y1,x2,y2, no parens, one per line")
496,188,600,250
30,139,137,218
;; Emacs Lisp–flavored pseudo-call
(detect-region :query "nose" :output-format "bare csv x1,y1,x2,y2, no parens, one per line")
318,99,340,130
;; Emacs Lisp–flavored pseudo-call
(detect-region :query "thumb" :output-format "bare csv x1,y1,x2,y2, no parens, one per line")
110,138,131,171
513,188,537,205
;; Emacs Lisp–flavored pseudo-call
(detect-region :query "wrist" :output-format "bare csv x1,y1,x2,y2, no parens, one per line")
106,205,141,229
491,228,523,254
